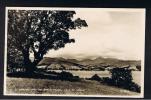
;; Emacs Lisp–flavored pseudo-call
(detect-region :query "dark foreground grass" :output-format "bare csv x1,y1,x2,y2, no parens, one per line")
6,77,140,95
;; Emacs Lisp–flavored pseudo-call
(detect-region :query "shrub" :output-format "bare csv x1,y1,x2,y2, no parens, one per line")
59,71,73,78
90,74,102,81
127,82,141,92
101,77,113,85
58,71,80,81
109,67,140,93
110,67,132,87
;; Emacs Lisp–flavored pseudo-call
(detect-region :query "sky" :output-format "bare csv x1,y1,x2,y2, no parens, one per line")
44,8,145,60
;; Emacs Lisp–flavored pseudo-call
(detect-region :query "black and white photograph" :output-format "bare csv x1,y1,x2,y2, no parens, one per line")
4,7,145,98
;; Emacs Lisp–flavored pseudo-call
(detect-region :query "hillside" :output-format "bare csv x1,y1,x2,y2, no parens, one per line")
37,57,141,71
6,77,140,95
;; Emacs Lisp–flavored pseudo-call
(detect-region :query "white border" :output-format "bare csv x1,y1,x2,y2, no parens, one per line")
4,7,145,98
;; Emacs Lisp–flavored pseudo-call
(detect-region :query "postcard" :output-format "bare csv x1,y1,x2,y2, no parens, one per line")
4,7,145,98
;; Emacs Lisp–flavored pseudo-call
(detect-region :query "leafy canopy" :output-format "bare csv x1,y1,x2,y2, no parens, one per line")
8,10,88,64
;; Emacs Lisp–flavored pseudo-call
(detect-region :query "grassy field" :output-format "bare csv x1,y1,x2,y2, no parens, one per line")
6,77,140,96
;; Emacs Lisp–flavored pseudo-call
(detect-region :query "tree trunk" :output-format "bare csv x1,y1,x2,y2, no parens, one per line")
33,52,43,67
22,49,44,74
22,50,36,74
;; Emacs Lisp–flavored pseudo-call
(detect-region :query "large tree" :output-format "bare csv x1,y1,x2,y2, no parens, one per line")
8,10,88,73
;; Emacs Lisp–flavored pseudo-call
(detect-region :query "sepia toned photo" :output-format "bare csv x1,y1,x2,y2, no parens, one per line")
4,7,145,98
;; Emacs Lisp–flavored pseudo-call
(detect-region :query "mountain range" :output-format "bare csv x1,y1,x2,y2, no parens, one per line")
37,57,141,71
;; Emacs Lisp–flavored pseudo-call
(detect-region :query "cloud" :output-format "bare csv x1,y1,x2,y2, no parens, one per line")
45,9,145,60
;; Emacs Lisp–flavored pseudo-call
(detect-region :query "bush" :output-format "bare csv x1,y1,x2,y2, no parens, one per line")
127,82,141,92
59,71,73,78
58,71,80,81
110,67,133,87
90,74,102,81
109,67,140,92
101,77,113,85
88,70,141,92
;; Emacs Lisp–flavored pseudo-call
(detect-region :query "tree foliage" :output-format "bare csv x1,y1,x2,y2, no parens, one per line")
110,67,133,86
8,10,88,73
110,67,140,92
